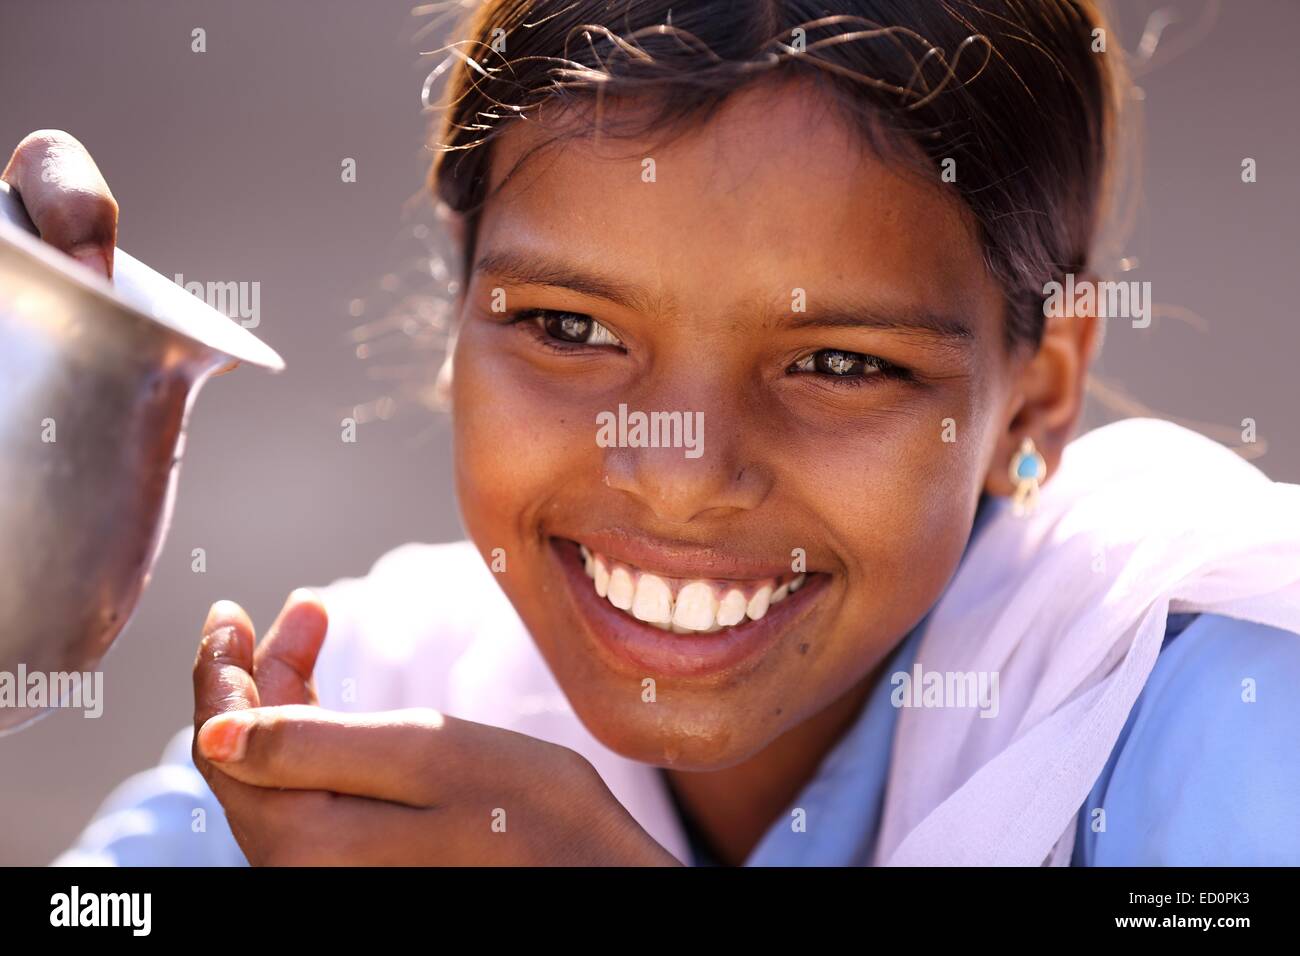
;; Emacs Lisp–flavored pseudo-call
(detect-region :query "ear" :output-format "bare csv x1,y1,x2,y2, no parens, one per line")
983,287,1101,497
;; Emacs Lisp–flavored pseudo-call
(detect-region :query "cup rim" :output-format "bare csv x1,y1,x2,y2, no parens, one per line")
0,191,285,372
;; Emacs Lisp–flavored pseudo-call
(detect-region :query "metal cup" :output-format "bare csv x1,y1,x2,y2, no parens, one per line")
0,181,284,733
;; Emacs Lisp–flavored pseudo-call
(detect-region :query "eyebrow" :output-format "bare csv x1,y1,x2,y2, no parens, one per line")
473,249,975,342
472,250,657,314
785,306,975,342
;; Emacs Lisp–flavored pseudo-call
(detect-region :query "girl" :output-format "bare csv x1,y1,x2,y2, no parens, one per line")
14,0,1300,866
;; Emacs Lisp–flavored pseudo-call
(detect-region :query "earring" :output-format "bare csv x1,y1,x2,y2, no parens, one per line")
1008,437,1046,517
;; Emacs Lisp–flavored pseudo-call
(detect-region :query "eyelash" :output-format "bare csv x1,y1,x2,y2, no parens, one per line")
788,349,909,387
509,309,625,351
508,308,909,385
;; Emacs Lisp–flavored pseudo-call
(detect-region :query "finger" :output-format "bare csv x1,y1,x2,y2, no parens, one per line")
197,773,316,865
214,787,443,866
2,129,118,276
253,588,328,707
191,600,273,836
195,705,504,807
192,600,261,730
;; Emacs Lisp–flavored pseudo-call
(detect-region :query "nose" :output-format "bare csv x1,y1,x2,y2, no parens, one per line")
600,400,771,525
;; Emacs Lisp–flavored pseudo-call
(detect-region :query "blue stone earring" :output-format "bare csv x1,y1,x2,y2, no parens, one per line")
1008,437,1046,517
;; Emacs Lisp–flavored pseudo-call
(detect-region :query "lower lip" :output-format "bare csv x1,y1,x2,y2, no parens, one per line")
550,538,827,681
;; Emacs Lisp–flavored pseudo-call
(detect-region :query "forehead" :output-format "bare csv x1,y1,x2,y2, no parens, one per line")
478,78,998,320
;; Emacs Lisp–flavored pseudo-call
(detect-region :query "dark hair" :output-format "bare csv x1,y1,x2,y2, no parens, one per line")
427,0,1124,350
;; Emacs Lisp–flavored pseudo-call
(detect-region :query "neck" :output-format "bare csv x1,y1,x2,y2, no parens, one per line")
663,659,884,866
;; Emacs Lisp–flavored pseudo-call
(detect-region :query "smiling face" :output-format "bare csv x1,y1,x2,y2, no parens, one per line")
450,79,1026,769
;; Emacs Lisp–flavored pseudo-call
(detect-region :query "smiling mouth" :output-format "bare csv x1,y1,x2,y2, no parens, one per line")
576,543,807,634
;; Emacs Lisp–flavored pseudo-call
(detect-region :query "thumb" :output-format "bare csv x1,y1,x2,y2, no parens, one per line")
252,588,328,706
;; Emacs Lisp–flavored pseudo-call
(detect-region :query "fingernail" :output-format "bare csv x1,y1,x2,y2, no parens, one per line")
68,244,110,278
288,587,318,606
203,599,239,632
200,712,252,762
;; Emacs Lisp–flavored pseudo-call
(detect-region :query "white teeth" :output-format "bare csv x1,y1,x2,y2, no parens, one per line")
631,574,673,625
717,589,747,627
746,585,773,621
607,566,635,610
577,544,808,631
673,581,719,631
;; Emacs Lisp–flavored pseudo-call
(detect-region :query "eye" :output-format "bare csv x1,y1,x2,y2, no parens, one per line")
789,349,902,382
521,309,623,348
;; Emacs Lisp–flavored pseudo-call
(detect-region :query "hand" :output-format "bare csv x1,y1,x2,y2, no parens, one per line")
3,129,238,374
192,592,681,866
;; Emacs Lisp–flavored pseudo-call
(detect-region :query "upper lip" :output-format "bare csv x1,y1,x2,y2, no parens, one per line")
557,528,803,581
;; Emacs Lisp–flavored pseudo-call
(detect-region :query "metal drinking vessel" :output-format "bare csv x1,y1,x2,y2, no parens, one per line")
0,181,284,733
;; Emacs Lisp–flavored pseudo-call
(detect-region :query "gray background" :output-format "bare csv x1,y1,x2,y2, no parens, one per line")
1,0,1297,864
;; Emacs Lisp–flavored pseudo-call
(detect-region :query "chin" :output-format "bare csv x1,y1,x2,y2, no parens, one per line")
560,684,778,771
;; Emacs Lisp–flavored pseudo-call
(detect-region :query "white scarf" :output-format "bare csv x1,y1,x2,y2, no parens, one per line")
872,417,1300,865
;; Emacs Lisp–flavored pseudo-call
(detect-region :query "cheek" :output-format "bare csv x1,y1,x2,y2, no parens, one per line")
786,385,995,624
450,327,596,547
